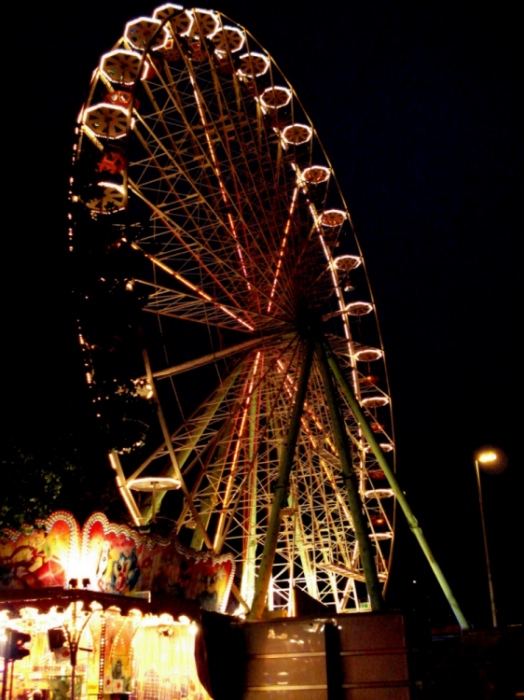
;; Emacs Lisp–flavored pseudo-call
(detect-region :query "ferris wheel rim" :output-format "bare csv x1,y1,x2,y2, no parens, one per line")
71,4,397,615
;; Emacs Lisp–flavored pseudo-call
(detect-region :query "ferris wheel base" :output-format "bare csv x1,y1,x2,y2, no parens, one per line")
205,610,412,699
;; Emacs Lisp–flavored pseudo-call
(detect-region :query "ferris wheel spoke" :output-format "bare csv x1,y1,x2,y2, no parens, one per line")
171,354,274,475
132,70,290,288
120,357,246,507
174,377,247,484
209,348,297,549
158,334,301,459
184,75,292,291
187,76,254,292
150,332,287,380
127,175,295,320
131,119,246,262
139,284,292,342
183,337,306,551
137,350,260,526
131,248,258,332
129,123,254,263
130,103,330,323
266,185,300,313
137,52,324,311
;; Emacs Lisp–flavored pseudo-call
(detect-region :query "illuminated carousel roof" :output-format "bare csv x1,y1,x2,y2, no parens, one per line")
0,586,200,620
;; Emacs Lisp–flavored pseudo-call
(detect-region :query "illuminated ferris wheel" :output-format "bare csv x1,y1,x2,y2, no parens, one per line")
70,4,396,617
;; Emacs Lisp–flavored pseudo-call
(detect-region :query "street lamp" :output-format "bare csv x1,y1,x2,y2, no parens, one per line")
474,447,507,628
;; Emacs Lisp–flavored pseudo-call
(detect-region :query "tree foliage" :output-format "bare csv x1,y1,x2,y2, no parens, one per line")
0,443,77,530
1,429,132,532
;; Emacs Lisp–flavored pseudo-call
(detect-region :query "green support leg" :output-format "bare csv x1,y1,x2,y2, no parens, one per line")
315,340,384,612
248,337,315,620
324,341,470,630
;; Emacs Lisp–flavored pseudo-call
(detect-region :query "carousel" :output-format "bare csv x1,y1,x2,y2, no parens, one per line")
0,511,235,700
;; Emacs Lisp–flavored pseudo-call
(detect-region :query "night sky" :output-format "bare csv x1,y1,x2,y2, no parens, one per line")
5,1,520,628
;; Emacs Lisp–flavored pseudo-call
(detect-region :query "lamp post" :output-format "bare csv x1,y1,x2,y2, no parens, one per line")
474,447,507,628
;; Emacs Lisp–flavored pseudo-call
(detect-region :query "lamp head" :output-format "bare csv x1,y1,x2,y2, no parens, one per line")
475,447,507,474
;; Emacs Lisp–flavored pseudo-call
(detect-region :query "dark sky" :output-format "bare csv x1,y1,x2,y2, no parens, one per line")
5,1,520,627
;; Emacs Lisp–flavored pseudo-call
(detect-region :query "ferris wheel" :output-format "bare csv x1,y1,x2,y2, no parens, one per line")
70,4,396,617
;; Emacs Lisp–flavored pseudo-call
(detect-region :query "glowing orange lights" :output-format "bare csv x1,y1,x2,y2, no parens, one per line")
237,52,269,77
320,209,346,228
302,165,330,185
361,395,390,408
267,187,299,312
345,301,373,316
86,183,127,214
83,104,130,140
128,476,182,491
354,347,383,362
282,123,312,145
153,4,193,37
260,86,292,109
191,9,220,39
100,50,143,85
125,17,167,51
334,254,362,272
133,243,255,331
213,25,246,55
